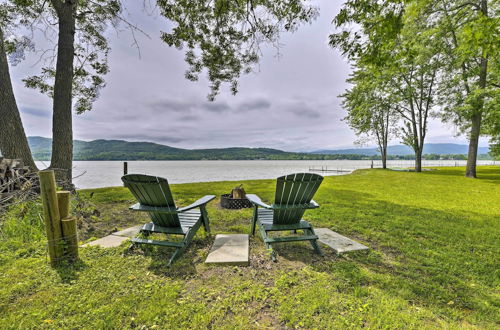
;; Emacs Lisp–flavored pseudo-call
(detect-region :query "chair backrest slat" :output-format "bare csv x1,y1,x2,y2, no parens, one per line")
122,174,180,227
273,173,323,224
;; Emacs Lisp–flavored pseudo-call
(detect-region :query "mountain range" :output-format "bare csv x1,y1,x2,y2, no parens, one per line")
27,136,490,161
312,144,490,156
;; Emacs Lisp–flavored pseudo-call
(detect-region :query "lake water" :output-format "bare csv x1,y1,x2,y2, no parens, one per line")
35,160,497,189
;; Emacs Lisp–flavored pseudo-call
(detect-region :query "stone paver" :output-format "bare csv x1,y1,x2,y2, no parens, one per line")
112,225,143,238
82,235,130,248
315,228,369,254
205,234,249,266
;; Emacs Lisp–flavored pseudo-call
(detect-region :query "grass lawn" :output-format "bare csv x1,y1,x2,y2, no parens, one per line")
1,166,499,329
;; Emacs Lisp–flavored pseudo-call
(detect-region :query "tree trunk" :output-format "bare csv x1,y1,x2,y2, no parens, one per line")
465,56,488,178
50,0,77,187
415,148,422,172
381,147,387,169
465,0,488,179
0,26,38,171
465,111,482,178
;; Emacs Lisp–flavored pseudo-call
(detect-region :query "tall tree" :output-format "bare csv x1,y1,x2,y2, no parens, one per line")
1,0,121,185
0,5,37,171
408,0,499,177
23,0,122,186
341,67,398,169
0,27,37,171
49,0,77,185
386,38,440,172
331,0,439,171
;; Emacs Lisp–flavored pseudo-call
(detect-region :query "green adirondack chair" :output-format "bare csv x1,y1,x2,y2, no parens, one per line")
247,173,324,261
122,174,215,265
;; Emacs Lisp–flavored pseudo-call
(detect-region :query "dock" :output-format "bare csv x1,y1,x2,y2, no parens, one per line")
308,166,352,173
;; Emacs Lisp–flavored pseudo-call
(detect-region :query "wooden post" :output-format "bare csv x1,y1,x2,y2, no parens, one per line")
39,170,64,266
57,191,71,219
123,161,128,175
56,190,79,261
61,217,79,261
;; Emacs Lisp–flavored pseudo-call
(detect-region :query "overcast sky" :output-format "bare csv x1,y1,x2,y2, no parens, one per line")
10,0,485,152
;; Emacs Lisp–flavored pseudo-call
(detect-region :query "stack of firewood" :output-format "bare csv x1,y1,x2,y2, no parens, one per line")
0,158,31,194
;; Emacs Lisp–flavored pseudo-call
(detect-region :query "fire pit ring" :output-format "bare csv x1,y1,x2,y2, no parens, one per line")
220,194,253,209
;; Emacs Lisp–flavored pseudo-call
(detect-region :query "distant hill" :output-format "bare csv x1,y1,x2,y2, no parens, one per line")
312,144,490,156
27,137,490,161
28,136,293,161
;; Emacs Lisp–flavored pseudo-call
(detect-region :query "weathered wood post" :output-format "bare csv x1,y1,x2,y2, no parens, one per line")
57,191,70,218
57,191,79,261
39,170,64,266
61,217,79,260
123,161,128,175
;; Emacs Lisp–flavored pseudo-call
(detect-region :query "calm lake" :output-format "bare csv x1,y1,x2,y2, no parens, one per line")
35,160,496,189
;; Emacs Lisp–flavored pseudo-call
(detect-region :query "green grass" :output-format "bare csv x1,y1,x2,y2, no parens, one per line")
1,167,499,329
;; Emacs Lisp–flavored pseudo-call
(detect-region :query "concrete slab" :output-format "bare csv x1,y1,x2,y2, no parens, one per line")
315,228,369,254
205,234,249,266
112,225,142,238
211,234,248,247
82,235,129,248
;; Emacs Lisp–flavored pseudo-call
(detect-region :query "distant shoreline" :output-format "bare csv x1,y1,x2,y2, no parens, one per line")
32,154,494,162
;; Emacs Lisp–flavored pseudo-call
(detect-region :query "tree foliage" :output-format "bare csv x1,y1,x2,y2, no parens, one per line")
19,0,123,114
158,0,318,100
331,0,441,171
404,0,499,176
341,66,398,168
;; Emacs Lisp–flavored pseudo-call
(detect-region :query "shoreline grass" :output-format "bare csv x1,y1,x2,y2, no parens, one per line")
1,166,499,328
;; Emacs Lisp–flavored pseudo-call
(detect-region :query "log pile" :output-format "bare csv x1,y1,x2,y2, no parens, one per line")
0,158,31,193
0,158,37,209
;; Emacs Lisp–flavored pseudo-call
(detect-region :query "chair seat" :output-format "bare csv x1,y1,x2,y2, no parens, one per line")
142,210,202,235
122,174,213,266
257,209,312,231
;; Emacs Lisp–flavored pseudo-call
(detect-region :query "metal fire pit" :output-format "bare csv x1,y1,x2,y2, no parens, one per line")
220,194,253,209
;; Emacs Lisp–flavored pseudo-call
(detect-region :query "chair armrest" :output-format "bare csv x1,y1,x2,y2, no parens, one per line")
129,203,178,214
246,194,273,209
177,195,216,212
271,200,320,210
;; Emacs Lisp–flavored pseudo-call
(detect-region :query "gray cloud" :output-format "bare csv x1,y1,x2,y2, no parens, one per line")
21,107,50,117
201,102,230,113
108,133,186,144
287,102,322,119
149,99,194,113
179,114,199,121
238,98,271,111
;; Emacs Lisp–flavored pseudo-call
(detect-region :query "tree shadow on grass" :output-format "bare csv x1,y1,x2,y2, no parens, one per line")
305,188,499,318
54,258,88,284
422,166,500,183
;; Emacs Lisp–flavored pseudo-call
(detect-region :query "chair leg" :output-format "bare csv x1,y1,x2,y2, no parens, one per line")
258,223,277,261
166,221,202,266
168,247,183,266
200,206,210,234
251,206,258,236
124,242,137,255
307,228,324,256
